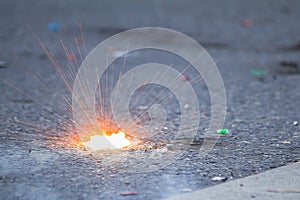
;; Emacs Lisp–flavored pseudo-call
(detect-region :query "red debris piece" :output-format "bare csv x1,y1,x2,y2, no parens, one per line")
67,54,76,61
181,75,189,81
241,19,254,28
120,191,139,196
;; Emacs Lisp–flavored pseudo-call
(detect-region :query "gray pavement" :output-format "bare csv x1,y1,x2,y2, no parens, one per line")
166,161,300,200
1,0,300,199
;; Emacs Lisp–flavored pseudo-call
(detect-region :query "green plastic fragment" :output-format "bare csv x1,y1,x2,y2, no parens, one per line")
217,129,228,135
250,69,267,76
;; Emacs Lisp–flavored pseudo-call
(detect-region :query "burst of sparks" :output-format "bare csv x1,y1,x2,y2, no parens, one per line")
2,25,208,151
83,131,130,151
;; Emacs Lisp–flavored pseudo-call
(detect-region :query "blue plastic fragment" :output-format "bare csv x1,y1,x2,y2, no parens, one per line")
48,22,61,32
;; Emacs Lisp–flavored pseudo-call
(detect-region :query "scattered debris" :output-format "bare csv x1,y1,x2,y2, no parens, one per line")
280,61,298,68
241,19,254,28
166,143,173,148
217,129,228,135
230,171,234,179
281,140,291,144
120,191,139,196
163,126,169,130
124,180,130,185
181,188,193,193
190,139,203,146
293,121,298,126
211,176,227,181
240,140,250,144
48,22,61,32
250,69,267,76
0,60,7,68
291,158,300,163
181,75,189,81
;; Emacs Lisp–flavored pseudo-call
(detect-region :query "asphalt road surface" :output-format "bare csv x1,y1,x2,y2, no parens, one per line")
1,0,299,199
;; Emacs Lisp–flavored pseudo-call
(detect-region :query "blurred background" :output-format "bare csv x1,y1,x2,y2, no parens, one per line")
1,1,300,200
1,0,300,52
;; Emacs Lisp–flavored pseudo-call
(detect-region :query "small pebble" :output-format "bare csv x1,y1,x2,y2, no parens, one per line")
181,188,193,193
166,143,173,147
211,176,227,181
184,104,190,109
138,106,148,110
293,121,298,126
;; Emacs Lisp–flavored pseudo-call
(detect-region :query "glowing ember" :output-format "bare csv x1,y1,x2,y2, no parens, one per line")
83,131,130,151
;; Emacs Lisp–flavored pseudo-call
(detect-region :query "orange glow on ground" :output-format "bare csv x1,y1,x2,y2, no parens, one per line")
83,131,130,151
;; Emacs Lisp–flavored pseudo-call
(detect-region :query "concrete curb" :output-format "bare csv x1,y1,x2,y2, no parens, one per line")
165,162,300,200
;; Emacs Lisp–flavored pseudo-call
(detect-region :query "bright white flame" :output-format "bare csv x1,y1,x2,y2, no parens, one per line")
83,131,130,151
